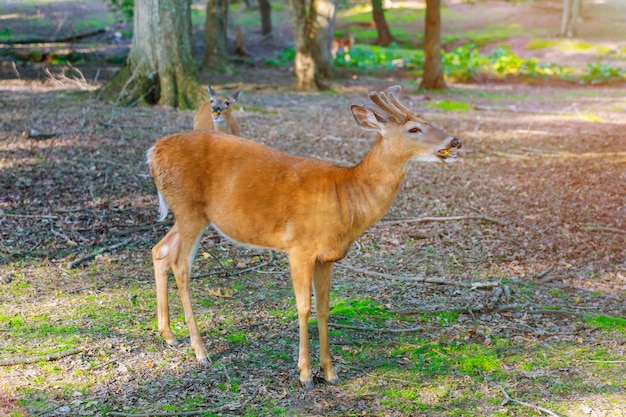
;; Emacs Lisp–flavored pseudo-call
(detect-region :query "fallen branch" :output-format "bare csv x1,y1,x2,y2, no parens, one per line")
0,348,82,366
68,238,133,269
381,214,509,227
329,322,422,334
498,385,560,417
337,263,499,289
4,28,106,45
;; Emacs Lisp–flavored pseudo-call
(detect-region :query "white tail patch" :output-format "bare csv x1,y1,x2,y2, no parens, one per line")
157,191,169,222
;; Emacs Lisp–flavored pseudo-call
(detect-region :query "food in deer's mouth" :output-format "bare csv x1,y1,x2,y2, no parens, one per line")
438,149,451,157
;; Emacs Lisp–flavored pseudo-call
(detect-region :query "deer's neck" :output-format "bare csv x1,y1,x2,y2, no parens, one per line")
338,136,410,231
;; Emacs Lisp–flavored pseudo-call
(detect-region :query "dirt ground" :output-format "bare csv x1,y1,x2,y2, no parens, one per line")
1,1,625,417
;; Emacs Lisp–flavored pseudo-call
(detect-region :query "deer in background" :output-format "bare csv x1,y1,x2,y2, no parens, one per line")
193,85,242,135
147,85,461,388
331,33,355,60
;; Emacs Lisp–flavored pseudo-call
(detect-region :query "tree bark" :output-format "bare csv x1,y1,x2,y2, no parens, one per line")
372,0,395,46
203,0,232,71
419,0,446,90
258,0,272,37
289,0,336,90
100,0,203,109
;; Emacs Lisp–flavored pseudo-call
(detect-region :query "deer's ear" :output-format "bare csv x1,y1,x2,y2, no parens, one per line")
232,90,242,102
363,103,391,123
208,85,217,98
351,105,385,133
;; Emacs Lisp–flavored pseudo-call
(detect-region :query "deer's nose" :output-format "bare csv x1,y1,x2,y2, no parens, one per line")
450,137,462,149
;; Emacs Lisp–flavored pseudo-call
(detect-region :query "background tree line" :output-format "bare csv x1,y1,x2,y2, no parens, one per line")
101,0,446,108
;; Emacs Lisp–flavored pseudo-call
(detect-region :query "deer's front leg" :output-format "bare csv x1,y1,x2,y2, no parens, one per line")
289,252,315,388
313,261,339,385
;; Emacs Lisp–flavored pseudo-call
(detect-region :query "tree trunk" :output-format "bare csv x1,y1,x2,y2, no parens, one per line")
203,0,232,71
372,0,395,46
559,0,581,38
311,0,336,79
289,0,335,90
258,0,272,37
100,0,203,109
419,0,446,90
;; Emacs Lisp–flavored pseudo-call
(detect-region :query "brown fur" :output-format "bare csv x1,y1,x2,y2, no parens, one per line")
147,86,461,388
193,85,242,135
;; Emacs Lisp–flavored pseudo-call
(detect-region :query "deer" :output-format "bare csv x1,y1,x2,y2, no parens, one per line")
331,33,355,60
147,85,461,389
193,85,242,135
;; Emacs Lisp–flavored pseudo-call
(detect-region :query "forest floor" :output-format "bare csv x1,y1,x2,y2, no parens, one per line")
1,1,625,417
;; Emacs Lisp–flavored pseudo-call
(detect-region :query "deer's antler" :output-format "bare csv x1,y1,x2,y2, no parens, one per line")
368,85,413,123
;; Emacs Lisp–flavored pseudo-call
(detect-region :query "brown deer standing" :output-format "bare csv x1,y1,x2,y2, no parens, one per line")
147,85,461,388
193,85,242,135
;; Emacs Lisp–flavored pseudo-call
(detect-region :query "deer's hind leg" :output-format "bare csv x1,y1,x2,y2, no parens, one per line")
153,217,210,364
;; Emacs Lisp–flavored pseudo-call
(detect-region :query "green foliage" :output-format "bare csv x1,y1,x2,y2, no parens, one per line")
264,47,295,68
579,63,625,85
442,44,487,79
442,44,579,81
108,0,134,21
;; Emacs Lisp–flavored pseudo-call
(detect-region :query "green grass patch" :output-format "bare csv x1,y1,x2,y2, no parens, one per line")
330,298,391,320
585,315,626,331
425,100,471,112
527,38,596,52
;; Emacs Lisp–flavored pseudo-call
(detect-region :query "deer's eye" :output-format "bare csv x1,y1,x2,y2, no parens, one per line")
408,127,422,134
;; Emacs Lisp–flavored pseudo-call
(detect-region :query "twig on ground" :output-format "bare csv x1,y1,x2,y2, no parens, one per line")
337,263,499,289
68,238,134,269
329,322,421,334
0,349,82,366
381,213,509,227
0,213,58,219
583,226,626,235
231,251,274,276
498,385,561,417
391,304,584,317
341,363,420,386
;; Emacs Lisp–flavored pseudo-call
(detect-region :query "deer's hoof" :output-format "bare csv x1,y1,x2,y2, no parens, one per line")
327,376,340,385
301,380,314,390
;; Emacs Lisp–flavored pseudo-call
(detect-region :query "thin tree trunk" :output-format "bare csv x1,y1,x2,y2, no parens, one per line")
100,0,203,109
259,0,272,36
559,0,581,37
372,0,394,46
419,0,446,90
203,0,232,71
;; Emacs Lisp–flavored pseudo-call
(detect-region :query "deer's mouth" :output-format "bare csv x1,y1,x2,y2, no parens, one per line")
437,137,462,163
437,148,459,163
